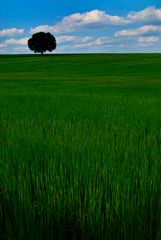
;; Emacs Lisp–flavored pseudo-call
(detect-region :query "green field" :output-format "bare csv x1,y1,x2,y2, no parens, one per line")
0,54,161,239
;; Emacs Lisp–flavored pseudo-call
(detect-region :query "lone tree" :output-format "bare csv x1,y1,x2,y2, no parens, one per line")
28,32,56,55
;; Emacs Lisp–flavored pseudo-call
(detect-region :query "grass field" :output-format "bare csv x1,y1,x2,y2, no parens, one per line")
0,54,161,239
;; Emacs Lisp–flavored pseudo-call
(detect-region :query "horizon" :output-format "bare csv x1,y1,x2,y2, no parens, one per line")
1,1,161,54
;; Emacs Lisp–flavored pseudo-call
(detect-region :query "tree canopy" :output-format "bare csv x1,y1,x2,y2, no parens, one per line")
28,32,56,55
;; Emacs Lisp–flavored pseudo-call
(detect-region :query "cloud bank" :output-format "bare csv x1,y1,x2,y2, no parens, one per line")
0,28,24,37
30,7,161,35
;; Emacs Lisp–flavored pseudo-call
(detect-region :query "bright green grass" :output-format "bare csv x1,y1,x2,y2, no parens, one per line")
0,54,161,239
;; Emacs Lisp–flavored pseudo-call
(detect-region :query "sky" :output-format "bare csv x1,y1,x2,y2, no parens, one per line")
1,0,161,53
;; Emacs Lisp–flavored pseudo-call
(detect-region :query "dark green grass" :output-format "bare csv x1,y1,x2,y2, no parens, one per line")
0,54,161,239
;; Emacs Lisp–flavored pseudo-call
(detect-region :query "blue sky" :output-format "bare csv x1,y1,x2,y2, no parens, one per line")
1,0,161,53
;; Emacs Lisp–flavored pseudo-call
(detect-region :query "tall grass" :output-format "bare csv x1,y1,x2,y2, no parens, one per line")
0,54,161,239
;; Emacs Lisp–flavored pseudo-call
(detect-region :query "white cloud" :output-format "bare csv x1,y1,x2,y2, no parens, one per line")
115,25,161,37
138,36,159,43
30,9,130,34
128,6,161,22
30,25,54,34
4,38,29,45
87,36,114,47
0,37,28,54
57,35,94,45
0,37,29,54
57,35,78,43
56,35,116,50
0,43,6,48
30,7,161,36
59,36,119,50
0,28,24,37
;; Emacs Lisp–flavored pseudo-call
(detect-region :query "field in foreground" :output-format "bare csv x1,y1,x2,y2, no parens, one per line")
0,54,161,239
